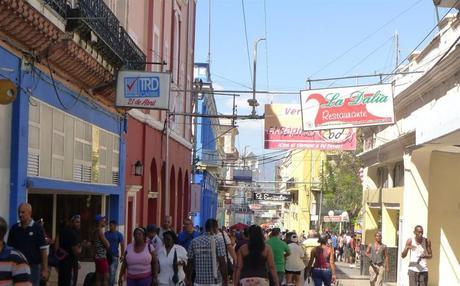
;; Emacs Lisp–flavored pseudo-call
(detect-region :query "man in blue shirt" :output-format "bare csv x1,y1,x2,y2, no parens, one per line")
331,232,338,261
178,218,200,251
104,220,124,286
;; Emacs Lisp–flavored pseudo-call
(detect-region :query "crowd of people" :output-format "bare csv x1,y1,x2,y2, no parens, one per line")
0,203,432,286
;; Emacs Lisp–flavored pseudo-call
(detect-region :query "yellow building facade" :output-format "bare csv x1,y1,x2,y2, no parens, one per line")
278,150,325,233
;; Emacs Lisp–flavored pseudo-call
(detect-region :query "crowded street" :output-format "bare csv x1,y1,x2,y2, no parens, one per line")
1,0,460,285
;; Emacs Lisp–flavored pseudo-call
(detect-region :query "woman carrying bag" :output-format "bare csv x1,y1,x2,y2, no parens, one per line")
157,231,188,286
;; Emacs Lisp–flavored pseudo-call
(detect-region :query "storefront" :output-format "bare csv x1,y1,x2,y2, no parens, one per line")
4,45,126,241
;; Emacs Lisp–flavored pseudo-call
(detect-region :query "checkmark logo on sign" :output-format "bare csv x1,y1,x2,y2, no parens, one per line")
127,77,139,91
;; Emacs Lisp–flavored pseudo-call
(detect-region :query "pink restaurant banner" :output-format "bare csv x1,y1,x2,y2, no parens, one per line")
264,104,356,150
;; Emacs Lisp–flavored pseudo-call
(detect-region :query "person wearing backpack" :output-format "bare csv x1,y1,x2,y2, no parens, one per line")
401,225,432,286
306,234,337,286
118,227,159,286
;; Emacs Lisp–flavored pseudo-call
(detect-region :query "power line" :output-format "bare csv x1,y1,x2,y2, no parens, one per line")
309,0,423,79
384,0,460,81
327,35,394,87
241,0,253,84
213,73,252,89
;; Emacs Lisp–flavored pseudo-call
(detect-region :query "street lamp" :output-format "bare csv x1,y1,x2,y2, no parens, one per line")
248,38,266,117
328,210,334,217
134,160,143,176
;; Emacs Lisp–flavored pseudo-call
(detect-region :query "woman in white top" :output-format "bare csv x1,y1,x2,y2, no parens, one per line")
285,233,305,286
157,231,188,286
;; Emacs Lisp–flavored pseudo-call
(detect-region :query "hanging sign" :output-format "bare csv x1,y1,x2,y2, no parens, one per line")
264,104,356,150
116,71,171,110
300,84,394,131
253,192,292,202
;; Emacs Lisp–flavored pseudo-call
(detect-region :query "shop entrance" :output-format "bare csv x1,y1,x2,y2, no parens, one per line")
28,192,103,260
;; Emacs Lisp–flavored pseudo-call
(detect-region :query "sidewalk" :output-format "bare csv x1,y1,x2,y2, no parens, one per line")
335,262,397,286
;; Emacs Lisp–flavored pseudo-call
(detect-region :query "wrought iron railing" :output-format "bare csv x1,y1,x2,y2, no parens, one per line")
43,0,68,18
44,0,145,70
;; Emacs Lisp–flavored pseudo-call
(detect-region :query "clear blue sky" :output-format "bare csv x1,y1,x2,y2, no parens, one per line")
194,0,444,170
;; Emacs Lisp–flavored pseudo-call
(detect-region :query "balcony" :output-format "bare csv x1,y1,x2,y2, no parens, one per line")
200,149,223,168
0,0,145,101
65,0,145,70
363,187,404,206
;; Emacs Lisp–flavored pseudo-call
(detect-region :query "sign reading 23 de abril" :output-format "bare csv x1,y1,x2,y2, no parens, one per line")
300,84,394,131
116,71,171,110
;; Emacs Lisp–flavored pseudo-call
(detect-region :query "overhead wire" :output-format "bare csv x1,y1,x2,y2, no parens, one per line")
309,0,423,79
327,35,395,87
383,0,460,81
212,73,252,89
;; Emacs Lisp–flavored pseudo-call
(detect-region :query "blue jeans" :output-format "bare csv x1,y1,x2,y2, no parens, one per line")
312,268,332,286
109,257,119,286
30,264,41,286
277,271,285,286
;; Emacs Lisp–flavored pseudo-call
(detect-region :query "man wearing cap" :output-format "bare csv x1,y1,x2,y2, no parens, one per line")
105,220,124,286
266,228,290,286
7,203,49,286
147,224,164,251
57,214,82,286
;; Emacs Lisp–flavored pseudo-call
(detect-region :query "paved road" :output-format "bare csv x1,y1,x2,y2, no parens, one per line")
335,262,396,286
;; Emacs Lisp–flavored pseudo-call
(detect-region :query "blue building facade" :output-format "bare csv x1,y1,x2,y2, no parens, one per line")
192,63,220,227
2,45,125,238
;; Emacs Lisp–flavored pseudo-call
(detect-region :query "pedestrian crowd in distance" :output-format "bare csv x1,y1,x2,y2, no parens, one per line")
0,204,432,286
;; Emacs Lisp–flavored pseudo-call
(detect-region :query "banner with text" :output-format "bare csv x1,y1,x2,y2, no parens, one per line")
300,84,394,131
253,192,292,202
116,71,171,110
264,104,356,150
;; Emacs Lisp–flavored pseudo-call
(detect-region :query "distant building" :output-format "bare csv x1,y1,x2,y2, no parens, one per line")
192,63,222,227
277,151,324,233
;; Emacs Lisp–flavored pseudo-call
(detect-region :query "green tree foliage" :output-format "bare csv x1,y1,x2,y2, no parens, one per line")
322,151,362,227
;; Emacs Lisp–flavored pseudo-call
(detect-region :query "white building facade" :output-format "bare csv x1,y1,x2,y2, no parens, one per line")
360,14,460,285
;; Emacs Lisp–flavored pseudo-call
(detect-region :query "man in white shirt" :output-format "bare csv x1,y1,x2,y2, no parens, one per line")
401,225,432,286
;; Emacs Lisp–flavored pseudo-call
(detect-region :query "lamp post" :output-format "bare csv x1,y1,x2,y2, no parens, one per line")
248,38,266,118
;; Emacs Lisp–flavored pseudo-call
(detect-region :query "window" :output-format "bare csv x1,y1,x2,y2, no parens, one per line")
393,161,404,187
377,166,389,188
27,97,119,185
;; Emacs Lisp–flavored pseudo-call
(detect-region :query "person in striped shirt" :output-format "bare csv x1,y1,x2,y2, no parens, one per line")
0,216,32,285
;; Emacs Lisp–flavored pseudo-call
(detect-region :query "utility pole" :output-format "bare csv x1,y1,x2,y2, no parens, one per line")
165,102,171,216
248,38,266,118
395,31,400,70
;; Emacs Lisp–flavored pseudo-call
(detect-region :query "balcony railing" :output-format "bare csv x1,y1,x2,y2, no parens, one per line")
44,0,145,71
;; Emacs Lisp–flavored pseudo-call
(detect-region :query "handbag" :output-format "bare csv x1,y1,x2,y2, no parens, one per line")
221,231,233,276
172,249,179,284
